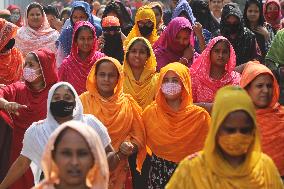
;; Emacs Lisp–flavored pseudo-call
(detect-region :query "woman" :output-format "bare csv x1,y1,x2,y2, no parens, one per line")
33,120,109,189
244,0,274,60
240,61,284,178
102,0,133,36
7,4,23,27
149,2,166,35
0,18,23,86
60,7,71,25
263,0,283,34
123,37,159,110
0,48,58,189
0,82,116,187
143,63,210,188
15,2,59,57
153,17,196,71
57,1,101,66
123,5,159,48
59,21,104,95
80,57,146,189
166,85,284,189
190,36,240,104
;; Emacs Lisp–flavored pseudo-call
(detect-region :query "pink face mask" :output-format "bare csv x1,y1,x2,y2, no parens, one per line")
23,67,41,82
161,82,182,95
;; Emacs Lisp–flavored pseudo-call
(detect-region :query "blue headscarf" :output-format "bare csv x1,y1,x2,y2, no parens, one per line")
172,0,196,24
57,1,102,56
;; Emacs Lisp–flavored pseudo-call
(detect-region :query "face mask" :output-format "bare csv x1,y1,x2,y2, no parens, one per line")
50,100,75,118
23,67,41,82
138,25,154,37
224,23,240,35
4,38,15,51
218,133,253,156
161,82,182,96
10,13,20,23
266,10,279,20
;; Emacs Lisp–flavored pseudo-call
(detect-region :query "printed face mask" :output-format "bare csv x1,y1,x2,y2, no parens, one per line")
50,100,75,118
23,67,41,82
161,82,182,96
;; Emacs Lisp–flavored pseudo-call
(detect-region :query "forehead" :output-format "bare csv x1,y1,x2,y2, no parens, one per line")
221,110,253,128
252,73,273,83
212,40,229,49
130,40,147,49
226,15,239,22
28,7,42,14
56,129,89,148
138,19,152,24
54,85,73,95
164,70,179,78
72,8,87,16
97,61,118,72
77,28,93,36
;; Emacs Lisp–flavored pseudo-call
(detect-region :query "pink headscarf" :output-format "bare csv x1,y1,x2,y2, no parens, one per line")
263,0,282,31
33,120,109,189
190,36,241,103
153,17,195,71
58,21,104,95
14,3,59,57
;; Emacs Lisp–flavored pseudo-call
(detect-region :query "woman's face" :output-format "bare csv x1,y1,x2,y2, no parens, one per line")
246,74,273,109
175,29,190,48
267,2,279,13
210,40,230,68
152,7,162,26
96,61,119,98
27,7,44,30
209,0,223,13
127,40,149,71
162,70,183,101
51,86,75,103
53,129,94,186
246,3,260,23
76,28,94,54
24,53,43,83
71,9,88,24
107,11,118,18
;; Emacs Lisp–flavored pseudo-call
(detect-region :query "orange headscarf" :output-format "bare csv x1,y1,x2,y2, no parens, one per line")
80,57,146,188
240,61,284,176
142,62,210,163
0,18,23,85
33,120,109,189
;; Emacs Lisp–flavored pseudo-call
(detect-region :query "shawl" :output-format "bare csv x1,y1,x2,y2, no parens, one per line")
123,5,159,48
172,0,196,24
142,62,210,163
148,2,166,35
7,4,23,27
190,36,241,103
153,17,194,71
80,57,146,189
0,18,23,85
15,3,59,57
123,37,159,110
240,61,284,176
33,121,109,189
57,1,98,56
264,0,282,32
58,21,104,95
166,85,284,189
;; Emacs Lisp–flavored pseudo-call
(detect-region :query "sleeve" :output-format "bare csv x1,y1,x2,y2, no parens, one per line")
58,60,67,81
56,44,66,68
0,83,19,102
266,29,284,68
165,158,192,189
86,115,111,148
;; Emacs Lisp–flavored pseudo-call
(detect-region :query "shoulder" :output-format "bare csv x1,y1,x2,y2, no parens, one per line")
24,120,45,139
243,27,255,37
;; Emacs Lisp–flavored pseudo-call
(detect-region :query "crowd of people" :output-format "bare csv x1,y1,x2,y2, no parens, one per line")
0,0,283,188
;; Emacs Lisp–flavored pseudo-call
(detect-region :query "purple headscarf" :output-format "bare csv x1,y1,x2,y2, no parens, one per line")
153,17,195,71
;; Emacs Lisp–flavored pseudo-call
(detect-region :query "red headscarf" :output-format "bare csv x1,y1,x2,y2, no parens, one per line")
263,0,282,32
7,4,23,27
59,21,104,95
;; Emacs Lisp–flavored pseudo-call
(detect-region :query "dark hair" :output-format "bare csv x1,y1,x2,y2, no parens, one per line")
52,128,70,159
213,39,230,49
54,84,76,98
71,6,88,25
43,5,60,18
74,25,94,41
126,38,151,59
27,2,44,16
243,0,265,27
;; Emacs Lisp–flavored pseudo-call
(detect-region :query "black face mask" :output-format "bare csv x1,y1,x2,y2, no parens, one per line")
2,38,15,52
138,25,154,37
223,23,240,35
50,100,75,118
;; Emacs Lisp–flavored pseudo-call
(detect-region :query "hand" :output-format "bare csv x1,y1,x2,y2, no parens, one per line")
97,35,105,50
253,26,269,40
4,102,27,116
119,141,134,156
183,46,194,61
0,84,5,88
193,22,203,38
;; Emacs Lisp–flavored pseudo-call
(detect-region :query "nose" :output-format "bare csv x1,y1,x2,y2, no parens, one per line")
71,155,79,165
262,85,269,93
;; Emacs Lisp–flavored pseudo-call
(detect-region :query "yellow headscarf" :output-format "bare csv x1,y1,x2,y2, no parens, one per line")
80,57,146,189
142,62,210,163
123,5,159,48
166,86,284,189
123,37,159,109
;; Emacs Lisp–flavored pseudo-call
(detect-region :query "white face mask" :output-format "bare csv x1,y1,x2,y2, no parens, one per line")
161,82,182,96
23,67,41,82
10,13,20,22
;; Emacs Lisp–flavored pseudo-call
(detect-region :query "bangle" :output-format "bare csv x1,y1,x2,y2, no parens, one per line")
3,102,9,110
179,57,189,65
115,152,121,161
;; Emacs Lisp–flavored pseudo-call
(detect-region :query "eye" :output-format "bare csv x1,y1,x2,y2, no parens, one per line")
224,127,236,134
61,150,72,157
240,127,253,134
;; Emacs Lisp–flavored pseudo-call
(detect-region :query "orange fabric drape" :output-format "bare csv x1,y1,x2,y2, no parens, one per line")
80,57,146,189
240,61,284,176
142,62,210,163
